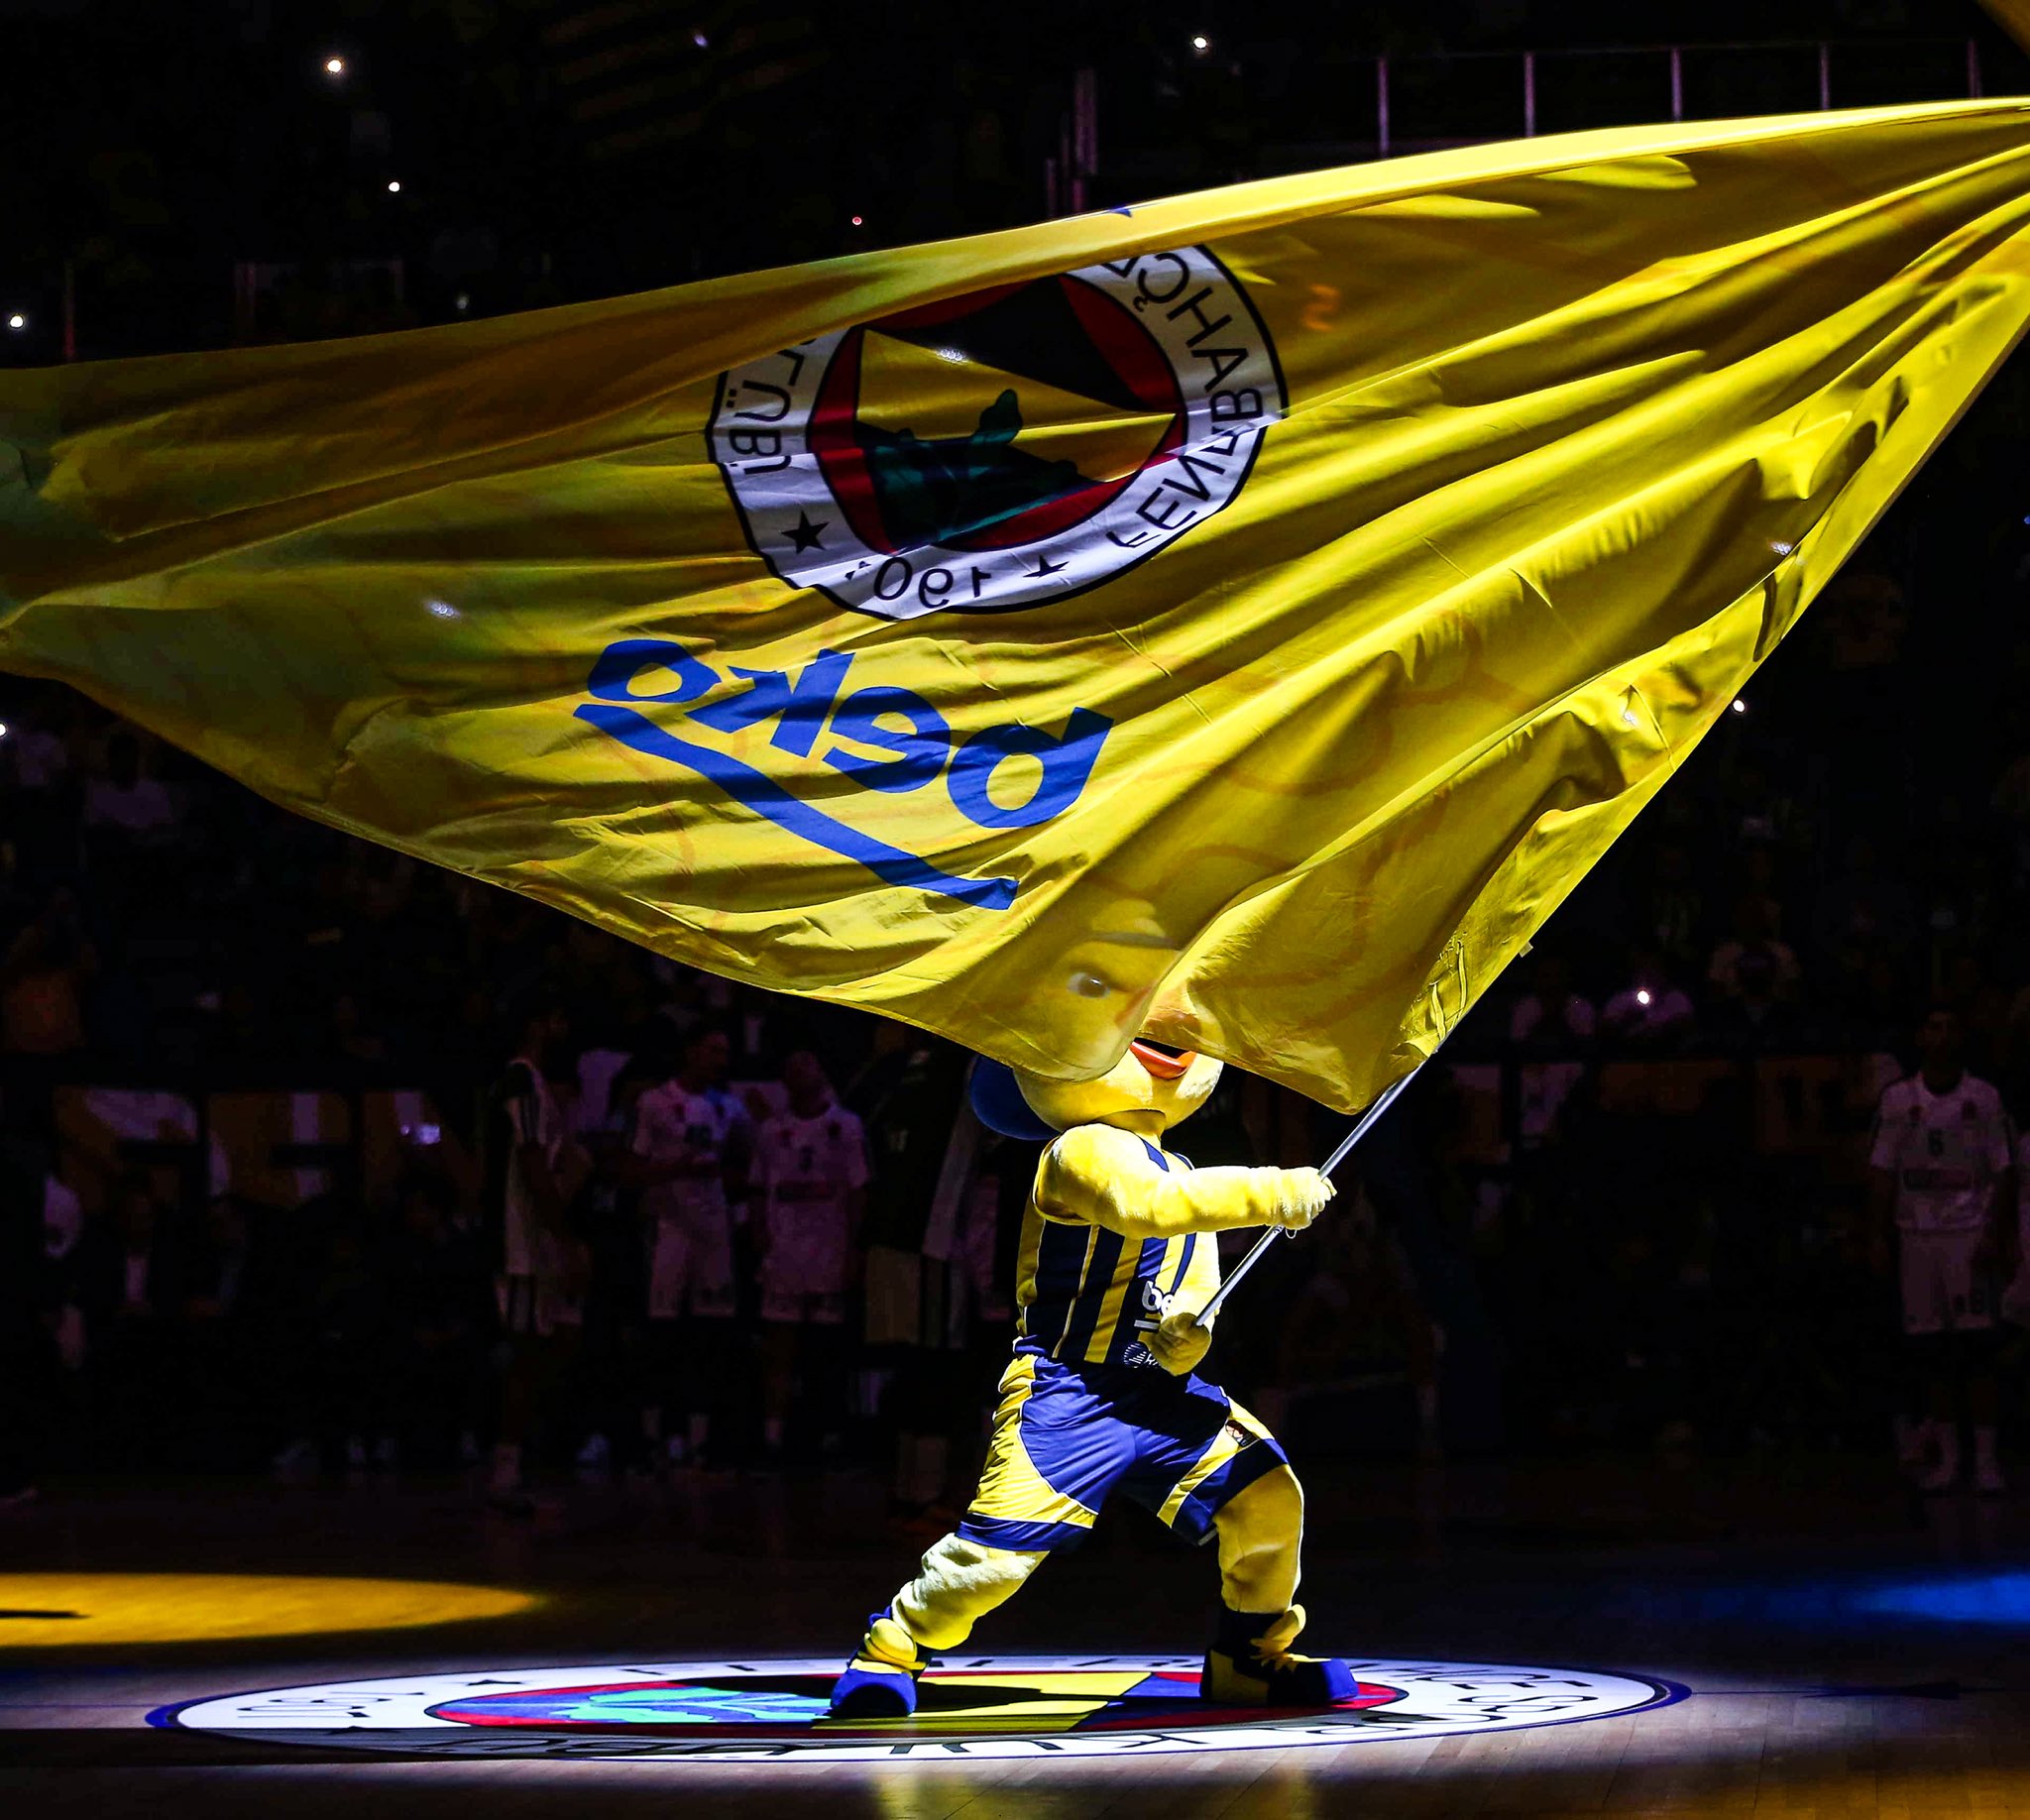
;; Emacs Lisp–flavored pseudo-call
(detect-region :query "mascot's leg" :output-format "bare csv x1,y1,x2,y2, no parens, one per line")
828,1533,1046,1719
833,1351,1115,1718
1203,1464,1357,1705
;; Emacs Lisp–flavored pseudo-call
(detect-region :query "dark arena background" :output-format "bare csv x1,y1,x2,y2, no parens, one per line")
14,2,2030,1814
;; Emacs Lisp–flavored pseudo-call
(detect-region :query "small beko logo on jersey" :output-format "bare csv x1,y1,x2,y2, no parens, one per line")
159,1656,1678,1763
711,248,1284,619
1124,1278,1179,1370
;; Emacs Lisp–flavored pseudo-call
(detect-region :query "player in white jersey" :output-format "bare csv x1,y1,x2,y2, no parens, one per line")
482,999,591,1513
630,1024,748,1465
1868,1007,2017,1493
634,1059,742,1321
2010,1127,2030,1334
752,1051,868,1460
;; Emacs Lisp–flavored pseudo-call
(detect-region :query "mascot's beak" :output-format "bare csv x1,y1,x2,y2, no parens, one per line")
1129,1038,1195,1081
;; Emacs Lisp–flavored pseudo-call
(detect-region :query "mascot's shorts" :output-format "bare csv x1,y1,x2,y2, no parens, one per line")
956,1350,1288,1553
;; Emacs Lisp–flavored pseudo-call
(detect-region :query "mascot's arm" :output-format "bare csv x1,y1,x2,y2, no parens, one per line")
1038,1125,1333,1240
1146,1225,1227,1375
1174,1229,1224,1313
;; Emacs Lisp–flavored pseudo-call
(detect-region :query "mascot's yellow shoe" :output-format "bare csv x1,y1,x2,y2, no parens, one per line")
828,1609,928,1719
1202,1604,1357,1706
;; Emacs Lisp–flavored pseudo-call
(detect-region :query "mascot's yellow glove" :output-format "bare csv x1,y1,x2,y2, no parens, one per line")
1265,1168,1335,1229
1148,1307,1213,1375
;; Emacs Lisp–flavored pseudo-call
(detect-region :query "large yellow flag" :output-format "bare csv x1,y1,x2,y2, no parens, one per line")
5,99,2030,1110
1981,2,2030,55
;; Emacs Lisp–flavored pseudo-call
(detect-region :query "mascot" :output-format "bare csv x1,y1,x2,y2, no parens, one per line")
829,1034,1350,1718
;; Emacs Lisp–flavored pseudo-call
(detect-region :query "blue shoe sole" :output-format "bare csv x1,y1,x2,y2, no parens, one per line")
828,1663,918,1720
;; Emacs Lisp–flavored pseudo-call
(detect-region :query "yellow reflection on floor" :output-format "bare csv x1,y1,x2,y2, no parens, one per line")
0,1573,534,1647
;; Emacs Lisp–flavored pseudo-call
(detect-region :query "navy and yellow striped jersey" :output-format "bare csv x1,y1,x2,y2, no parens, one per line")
1015,1134,1220,1370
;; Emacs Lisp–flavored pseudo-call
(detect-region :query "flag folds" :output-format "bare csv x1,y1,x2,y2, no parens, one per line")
6,100,2030,1109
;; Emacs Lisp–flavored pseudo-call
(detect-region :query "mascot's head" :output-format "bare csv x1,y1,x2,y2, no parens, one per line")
964,886,1220,1138
973,1039,1222,1140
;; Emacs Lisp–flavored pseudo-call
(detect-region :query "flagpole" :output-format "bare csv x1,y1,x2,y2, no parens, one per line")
1195,1063,1422,1324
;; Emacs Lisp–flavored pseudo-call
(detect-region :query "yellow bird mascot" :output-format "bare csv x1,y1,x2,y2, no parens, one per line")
829,1036,1351,1718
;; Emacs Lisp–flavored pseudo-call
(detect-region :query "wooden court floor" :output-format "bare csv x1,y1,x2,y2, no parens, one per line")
5,1456,2030,1817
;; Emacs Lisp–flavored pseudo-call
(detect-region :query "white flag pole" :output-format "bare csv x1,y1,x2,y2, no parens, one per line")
1194,1063,1423,1324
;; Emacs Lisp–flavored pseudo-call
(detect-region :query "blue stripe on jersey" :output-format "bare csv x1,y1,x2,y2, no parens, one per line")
1021,1221,1090,1345
1033,1221,1091,1305
1130,1236,1169,1334
1057,1226,1127,1361
1019,1141,1204,1366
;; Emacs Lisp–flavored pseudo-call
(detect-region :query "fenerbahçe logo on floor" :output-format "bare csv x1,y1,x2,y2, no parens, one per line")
159,1654,1676,1763
711,247,1284,617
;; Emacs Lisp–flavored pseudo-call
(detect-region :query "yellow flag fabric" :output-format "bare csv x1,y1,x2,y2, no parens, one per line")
1980,2,2030,56
7,100,2030,1112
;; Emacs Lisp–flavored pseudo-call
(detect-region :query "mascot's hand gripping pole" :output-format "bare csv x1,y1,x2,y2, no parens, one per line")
1193,1063,1423,1325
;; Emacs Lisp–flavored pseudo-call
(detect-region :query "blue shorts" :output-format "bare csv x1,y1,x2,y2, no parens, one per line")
955,1349,1288,1553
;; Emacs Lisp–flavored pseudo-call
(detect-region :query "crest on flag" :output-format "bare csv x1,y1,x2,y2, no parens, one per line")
711,247,1285,619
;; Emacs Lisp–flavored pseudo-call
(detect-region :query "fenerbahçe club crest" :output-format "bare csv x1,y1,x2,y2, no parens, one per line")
160,1654,1676,1763
711,247,1285,617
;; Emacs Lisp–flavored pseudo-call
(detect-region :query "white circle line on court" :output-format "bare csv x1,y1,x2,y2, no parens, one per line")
156,1655,1684,1763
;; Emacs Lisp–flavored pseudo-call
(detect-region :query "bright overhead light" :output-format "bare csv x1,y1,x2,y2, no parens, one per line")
1635,989,1652,1007
1731,698,1747,714
5,314,23,331
323,56,346,76
692,28,708,46
849,214,864,227
387,179,401,193
1191,34,1209,51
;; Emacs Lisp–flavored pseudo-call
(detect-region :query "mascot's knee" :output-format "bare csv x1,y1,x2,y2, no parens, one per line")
926,1534,1046,1598
1217,1465,1304,1559
1212,1467,1303,1616
896,1535,1046,1646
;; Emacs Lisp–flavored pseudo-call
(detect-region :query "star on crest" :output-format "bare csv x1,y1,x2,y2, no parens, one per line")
785,511,829,552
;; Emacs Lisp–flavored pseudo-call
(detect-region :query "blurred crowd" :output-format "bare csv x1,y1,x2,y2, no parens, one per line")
8,513,2030,1507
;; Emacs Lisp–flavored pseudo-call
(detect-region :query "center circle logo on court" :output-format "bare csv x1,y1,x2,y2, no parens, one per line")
159,1655,1676,1763
711,248,1284,620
